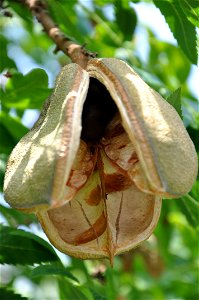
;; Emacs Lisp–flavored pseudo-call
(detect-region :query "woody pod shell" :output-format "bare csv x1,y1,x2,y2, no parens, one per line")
3,58,198,260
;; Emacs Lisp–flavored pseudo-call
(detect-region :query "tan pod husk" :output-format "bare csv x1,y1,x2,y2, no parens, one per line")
3,58,197,261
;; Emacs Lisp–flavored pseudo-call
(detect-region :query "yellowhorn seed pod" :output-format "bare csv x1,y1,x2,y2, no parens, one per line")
3,58,198,262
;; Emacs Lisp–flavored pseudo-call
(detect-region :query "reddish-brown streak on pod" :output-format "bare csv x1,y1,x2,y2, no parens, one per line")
75,212,107,245
86,185,102,206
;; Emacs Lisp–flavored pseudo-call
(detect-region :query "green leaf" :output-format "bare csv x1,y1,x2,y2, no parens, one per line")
153,0,198,65
89,289,108,300
95,21,121,47
147,34,191,89
182,99,199,129
0,205,37,227
31,264,79,283
186,126,199,151
177,194,199,228
8,1,32,23
179,0,199,27
0,112,28,142
0,288,28,300
94,0,114,5
1,69,52,109
0,35,17,72
115,0,137,40
0,123,16,155
167,88,183,119
0,154,7,191
0,225,59,265
58,279,92,300
105,268,117,300
190,177,199,199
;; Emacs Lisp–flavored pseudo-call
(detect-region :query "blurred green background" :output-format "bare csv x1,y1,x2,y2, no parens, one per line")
0,0,198,299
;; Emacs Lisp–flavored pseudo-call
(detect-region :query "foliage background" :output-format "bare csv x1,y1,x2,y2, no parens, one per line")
0,0,199,299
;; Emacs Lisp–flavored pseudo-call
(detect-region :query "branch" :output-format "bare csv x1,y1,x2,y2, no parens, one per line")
21,0,96,69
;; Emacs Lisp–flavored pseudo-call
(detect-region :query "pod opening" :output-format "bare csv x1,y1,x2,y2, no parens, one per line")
81,77,118,142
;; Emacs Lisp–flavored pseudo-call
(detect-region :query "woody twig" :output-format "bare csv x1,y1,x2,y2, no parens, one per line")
20,0,96,69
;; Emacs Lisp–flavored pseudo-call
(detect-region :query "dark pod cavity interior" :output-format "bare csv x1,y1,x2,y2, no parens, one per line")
81,78,117,142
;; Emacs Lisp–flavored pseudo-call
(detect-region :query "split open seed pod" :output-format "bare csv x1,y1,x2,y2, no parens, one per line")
4,58,197,262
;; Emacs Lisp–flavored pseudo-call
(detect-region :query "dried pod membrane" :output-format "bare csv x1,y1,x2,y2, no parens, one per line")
4,58,197,262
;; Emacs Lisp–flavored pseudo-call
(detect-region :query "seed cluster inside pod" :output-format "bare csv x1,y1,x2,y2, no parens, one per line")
39,75,161,263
